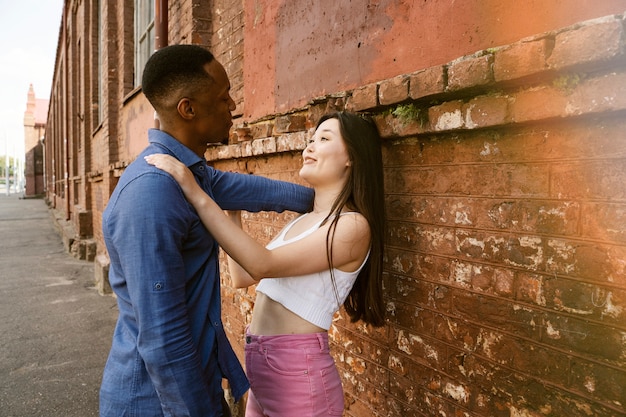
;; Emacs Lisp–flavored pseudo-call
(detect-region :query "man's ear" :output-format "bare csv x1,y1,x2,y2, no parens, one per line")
177,98,195,120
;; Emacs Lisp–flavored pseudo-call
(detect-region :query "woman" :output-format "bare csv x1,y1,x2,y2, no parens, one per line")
145,111,386,416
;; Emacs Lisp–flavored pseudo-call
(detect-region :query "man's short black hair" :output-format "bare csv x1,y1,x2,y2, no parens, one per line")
141,44,215,111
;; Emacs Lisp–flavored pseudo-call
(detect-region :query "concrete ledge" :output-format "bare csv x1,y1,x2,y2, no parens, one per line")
95,254,112,296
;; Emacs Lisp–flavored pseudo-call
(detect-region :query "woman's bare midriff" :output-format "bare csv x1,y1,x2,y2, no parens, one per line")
248,292,326,335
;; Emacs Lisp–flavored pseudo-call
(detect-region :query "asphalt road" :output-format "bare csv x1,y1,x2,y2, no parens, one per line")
0,194,118,417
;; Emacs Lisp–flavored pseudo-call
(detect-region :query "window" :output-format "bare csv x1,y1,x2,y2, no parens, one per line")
134,0,155,87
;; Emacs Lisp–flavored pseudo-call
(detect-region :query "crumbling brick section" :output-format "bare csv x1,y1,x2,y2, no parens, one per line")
212,14,626,417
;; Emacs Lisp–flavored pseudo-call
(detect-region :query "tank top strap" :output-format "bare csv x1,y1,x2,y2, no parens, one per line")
270,211,362,246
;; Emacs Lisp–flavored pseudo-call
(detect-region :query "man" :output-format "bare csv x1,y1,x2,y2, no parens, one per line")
99,44,313,416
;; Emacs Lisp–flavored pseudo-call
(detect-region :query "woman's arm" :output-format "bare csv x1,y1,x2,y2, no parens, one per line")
224,210,258,288
144,154,370,280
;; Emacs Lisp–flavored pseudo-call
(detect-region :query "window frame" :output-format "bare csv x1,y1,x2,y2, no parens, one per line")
134,0,155,87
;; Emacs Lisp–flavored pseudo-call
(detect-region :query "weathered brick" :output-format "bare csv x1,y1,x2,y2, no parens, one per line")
581,202,626,243
423,390,459,416
444,351,512,415
387,221,421,248
494,163,551,198
428,100,464,131
343,397,372,417
548,16,624,70
378,74,409,106
276,131,307,152
493,268,515,296
550,159,626,200
388,350,433,404
493,38,551,82
250,137,276,155
544,278,626,327
433,316,480,353
515,272,547,306
233,126,251,142
453,291,545,343
227,144,242,159
540,311,626,363
511,343,572,385
239,140,252,158
333,315,390,346
273,114,306,133
347,83,378,111
509,85,569,123
565,71,626,116
409,65,446,99
382,395,423,417
377,112,423,139
447,54,493,91
207,144,230,160
570,358,626,408
479,199,580,236
545,238,626,286
463,94,510,128
248,122,273,139
418,225,457,256
388,298,436,341
344,390,392,417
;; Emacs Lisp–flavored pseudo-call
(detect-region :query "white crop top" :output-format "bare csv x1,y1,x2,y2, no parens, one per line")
255,212,369,330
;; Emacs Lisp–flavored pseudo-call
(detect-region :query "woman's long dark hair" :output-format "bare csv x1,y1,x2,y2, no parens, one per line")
318,112,386,327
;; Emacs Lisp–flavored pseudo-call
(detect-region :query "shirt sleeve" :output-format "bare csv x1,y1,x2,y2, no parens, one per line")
106,171,217,414
207,168,314,213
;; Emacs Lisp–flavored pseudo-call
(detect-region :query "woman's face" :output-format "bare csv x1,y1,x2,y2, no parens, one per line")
299,118,351,187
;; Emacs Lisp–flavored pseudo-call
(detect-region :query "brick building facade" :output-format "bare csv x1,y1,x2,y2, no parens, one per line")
43,1,626,416
23,84,48,197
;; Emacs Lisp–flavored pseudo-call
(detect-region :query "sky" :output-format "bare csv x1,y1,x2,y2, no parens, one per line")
0,0,64,159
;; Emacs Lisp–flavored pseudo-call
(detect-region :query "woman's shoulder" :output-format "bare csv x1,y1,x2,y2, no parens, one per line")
335,211,370,235
338,211,368,223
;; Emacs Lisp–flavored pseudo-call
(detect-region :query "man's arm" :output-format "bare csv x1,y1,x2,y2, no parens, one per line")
107,171,217,415
209,169,314,213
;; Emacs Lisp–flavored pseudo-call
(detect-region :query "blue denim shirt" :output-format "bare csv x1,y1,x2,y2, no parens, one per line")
100,129,313,416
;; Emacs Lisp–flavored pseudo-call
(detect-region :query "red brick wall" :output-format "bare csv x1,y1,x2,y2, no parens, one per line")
209,13,626,417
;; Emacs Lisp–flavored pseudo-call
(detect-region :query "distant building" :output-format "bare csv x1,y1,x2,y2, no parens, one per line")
23,84,48,197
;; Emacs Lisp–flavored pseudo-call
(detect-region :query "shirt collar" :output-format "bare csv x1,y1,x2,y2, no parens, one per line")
147,128,204,168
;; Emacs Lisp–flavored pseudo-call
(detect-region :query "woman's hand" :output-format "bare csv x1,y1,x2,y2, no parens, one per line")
144,154,201,201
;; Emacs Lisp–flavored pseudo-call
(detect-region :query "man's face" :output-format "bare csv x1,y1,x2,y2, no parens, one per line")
190,60,236,146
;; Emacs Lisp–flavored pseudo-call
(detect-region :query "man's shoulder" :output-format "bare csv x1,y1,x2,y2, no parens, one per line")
107,161,182,210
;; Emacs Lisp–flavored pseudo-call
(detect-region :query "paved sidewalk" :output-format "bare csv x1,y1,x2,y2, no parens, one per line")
0,194,118,417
